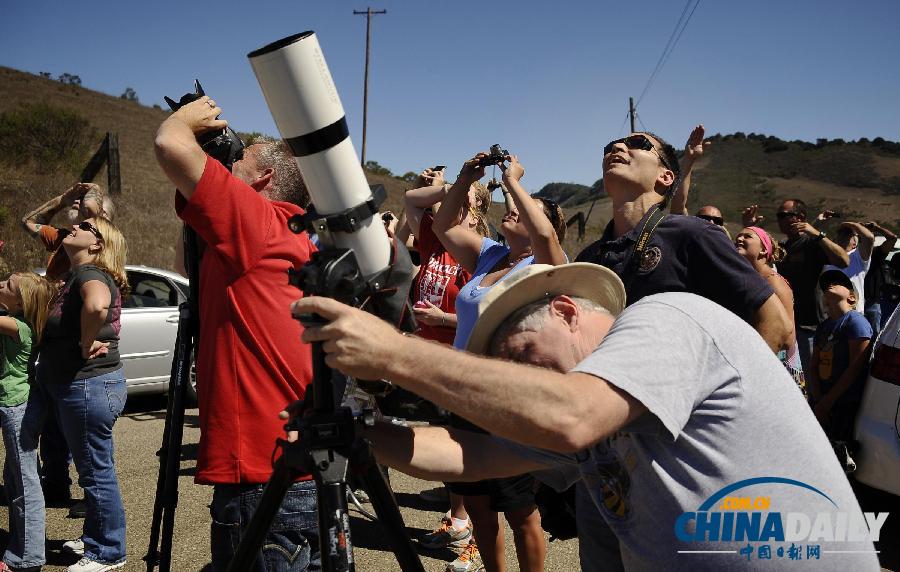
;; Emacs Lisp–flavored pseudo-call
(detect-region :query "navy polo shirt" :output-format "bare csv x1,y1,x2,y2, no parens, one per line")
576,209,774,323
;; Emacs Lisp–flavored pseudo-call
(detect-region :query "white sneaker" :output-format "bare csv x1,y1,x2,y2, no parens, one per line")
62,538,85,556
67,557,126,572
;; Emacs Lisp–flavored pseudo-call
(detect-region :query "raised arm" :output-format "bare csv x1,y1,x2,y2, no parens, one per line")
793,220,850,268
403,167,446,239
21,183,87,236
502,155,567,265
841,221,875,261
154,96,228,199
669,124,710,215
864,221,898,255
432,154,488,272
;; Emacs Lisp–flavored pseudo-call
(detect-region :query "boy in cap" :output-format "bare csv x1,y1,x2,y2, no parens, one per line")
809,269,873,442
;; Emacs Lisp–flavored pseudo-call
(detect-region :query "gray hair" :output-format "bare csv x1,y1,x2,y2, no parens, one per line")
101,196,115,221
489,295,611,356
248,136,309,207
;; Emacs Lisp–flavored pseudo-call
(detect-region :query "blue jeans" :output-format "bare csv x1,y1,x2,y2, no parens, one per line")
43,369,128,564
210,480,320,572
1,400,45,568
864,302,882,336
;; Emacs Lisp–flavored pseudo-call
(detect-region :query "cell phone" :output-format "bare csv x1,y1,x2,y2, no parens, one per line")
431,165,446,172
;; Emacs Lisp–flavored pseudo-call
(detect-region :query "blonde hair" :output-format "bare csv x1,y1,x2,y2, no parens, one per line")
14,272,57,344
91,217,130,295
469,181,491,238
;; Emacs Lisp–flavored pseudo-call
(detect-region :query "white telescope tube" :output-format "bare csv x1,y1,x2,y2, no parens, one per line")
248,31,390,278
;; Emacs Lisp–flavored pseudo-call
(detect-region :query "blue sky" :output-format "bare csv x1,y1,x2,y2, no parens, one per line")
3,1,899,191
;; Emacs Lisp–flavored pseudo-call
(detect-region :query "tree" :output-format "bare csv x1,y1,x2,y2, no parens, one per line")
363,160,393,177
120,87,139,103
57,73,82,86
400,171,418,182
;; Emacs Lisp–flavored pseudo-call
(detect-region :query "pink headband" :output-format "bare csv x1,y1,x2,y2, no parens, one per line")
748,226,773,261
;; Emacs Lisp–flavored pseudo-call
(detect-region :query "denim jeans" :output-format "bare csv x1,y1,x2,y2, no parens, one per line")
210,480,319,572
1,400,45,568
39,400,73,500
32,350,74,501
864,302,882,336
43,368,128,564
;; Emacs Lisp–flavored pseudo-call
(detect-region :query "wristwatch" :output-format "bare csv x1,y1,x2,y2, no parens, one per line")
814,231,826,241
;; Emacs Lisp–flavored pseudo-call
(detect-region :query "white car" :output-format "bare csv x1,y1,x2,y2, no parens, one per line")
854,303,900,496
119,265,190,397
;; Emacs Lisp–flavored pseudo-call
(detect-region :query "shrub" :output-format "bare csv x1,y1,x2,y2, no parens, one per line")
0,103,96,173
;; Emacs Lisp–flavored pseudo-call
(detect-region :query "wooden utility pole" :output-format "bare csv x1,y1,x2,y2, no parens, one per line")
629,97,636,134
353,7,386,167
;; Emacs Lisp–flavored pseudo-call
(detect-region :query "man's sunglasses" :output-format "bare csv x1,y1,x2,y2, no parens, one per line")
603,134,673,171
696,214,724,226
776,211,802,220
78,221,103,241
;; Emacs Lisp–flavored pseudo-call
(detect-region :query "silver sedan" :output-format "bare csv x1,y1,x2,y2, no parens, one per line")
119,265,191,398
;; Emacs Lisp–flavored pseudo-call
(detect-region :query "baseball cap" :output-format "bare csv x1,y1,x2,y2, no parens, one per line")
818,269,858,303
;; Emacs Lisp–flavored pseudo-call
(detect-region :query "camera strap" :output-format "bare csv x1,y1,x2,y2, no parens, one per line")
590,203,667,292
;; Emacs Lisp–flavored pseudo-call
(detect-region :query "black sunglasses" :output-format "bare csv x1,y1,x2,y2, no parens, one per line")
603,134,673,171
776,211,802,220
696,214,724,226
78,221,103,241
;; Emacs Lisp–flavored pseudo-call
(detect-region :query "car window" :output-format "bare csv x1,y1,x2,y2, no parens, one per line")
124,271,181,308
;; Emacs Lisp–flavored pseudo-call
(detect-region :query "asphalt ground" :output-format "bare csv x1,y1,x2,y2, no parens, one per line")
0,395,580,571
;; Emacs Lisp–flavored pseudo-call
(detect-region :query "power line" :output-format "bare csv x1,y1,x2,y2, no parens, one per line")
635,0,701,107
634,0,692,106
636,111,649,133
617,110,631,136
642,0,701,104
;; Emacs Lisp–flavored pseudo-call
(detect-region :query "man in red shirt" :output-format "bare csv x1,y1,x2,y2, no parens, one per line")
155,95,318,571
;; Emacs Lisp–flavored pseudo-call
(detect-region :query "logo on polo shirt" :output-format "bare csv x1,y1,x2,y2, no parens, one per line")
638,246,661,273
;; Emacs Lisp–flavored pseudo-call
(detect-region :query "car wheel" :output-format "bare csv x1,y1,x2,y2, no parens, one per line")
185,359,198,407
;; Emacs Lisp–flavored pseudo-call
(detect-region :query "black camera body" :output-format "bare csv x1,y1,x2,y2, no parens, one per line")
475,144,509,169
164,80,245,171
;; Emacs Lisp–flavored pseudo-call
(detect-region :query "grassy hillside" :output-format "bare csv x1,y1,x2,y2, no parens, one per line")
1,65,898,276
0,66,411,274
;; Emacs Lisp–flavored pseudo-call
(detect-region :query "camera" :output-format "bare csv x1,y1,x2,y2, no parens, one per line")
164,80,245,171
475,144,510,169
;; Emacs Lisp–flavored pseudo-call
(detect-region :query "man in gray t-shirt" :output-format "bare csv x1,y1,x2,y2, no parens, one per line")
291,263,882,571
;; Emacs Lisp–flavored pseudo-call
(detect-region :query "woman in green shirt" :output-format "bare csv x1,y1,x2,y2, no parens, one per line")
0,271,56,572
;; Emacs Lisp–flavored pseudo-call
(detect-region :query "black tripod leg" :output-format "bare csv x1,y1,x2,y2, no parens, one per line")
145,303,193,572
226,458,296,572
357,450,425,572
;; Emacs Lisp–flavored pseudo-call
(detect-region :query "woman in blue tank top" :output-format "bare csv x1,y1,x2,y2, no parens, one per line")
432,150,567,572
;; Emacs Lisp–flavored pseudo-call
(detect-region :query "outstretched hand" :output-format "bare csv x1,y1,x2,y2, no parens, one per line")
502,155,525,183
684,124,710,164
292,296,403,380
457,153,487,186
742,204,764,227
